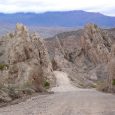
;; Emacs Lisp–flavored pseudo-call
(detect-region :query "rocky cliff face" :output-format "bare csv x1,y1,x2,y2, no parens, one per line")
81,24,111,65
82,24,115,92
107,44,115,92
46,23,115,92
0,24,55,102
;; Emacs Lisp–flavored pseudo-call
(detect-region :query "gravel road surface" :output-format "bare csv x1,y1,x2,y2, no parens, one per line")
0,71,115,115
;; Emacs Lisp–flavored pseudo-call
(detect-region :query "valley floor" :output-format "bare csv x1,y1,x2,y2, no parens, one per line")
0,71,115,115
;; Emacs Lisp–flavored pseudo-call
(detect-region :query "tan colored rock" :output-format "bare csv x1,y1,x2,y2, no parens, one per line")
0,24,55,101
49,24,113,89
46,23,115,92
81,23,111,65
107,44,115,92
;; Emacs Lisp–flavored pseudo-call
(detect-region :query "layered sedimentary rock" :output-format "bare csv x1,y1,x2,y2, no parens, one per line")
0,24,55,102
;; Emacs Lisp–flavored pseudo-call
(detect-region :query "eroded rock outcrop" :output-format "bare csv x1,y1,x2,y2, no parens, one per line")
0,24,55,102
81,24,111,65
107,44,115,92
49,23,114,89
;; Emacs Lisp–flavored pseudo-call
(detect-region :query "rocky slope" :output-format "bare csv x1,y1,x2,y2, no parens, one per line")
0,22,115,105
46,23,115,92
0,24,55,103
81,24,111,64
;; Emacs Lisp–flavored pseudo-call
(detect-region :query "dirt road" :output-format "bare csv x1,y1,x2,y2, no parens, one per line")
0,71,115,115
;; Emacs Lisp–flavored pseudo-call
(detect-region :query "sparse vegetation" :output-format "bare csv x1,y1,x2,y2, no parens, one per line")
96,81,108,92
7,86,20,100
0,64,9,70
0,52,3,56
0,84,18,102
112,79,115,86
44,80,50,89
0,82,34,102
19,82,34,95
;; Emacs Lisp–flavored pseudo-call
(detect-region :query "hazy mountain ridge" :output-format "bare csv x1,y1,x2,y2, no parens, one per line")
0,10,115,27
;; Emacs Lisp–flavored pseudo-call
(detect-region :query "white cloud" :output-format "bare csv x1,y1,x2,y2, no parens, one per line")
0,0,115,16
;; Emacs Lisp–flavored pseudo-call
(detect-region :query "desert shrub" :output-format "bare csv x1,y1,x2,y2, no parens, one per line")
52,59,58,70
21,88,34,95
18,81,35,95
0,82,4,89
96,80,108,92
7,86,20,100
0,52,3,56
21,81,31,88
0,64,9,70
44,80,50,89
0,98,6,103
112,79,115,86
0,82,34,102
9,33,14,38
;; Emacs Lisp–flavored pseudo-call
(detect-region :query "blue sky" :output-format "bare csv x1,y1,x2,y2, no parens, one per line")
0,0,115,16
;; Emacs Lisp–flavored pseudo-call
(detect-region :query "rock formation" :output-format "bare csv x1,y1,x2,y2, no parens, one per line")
107,44,115,92
0,22,115,103
46,23,115,92
0,24,55,102
81,24,111,65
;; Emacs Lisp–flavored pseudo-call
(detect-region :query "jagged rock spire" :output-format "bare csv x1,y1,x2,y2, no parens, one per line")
81,23,111,64
15,23,28,37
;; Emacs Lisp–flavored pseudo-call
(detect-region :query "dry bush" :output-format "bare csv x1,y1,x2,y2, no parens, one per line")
96,80,108,92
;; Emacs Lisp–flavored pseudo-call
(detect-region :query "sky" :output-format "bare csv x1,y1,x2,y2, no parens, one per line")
0,0,115,16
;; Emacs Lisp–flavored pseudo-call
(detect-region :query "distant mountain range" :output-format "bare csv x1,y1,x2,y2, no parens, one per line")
0,10,115,27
